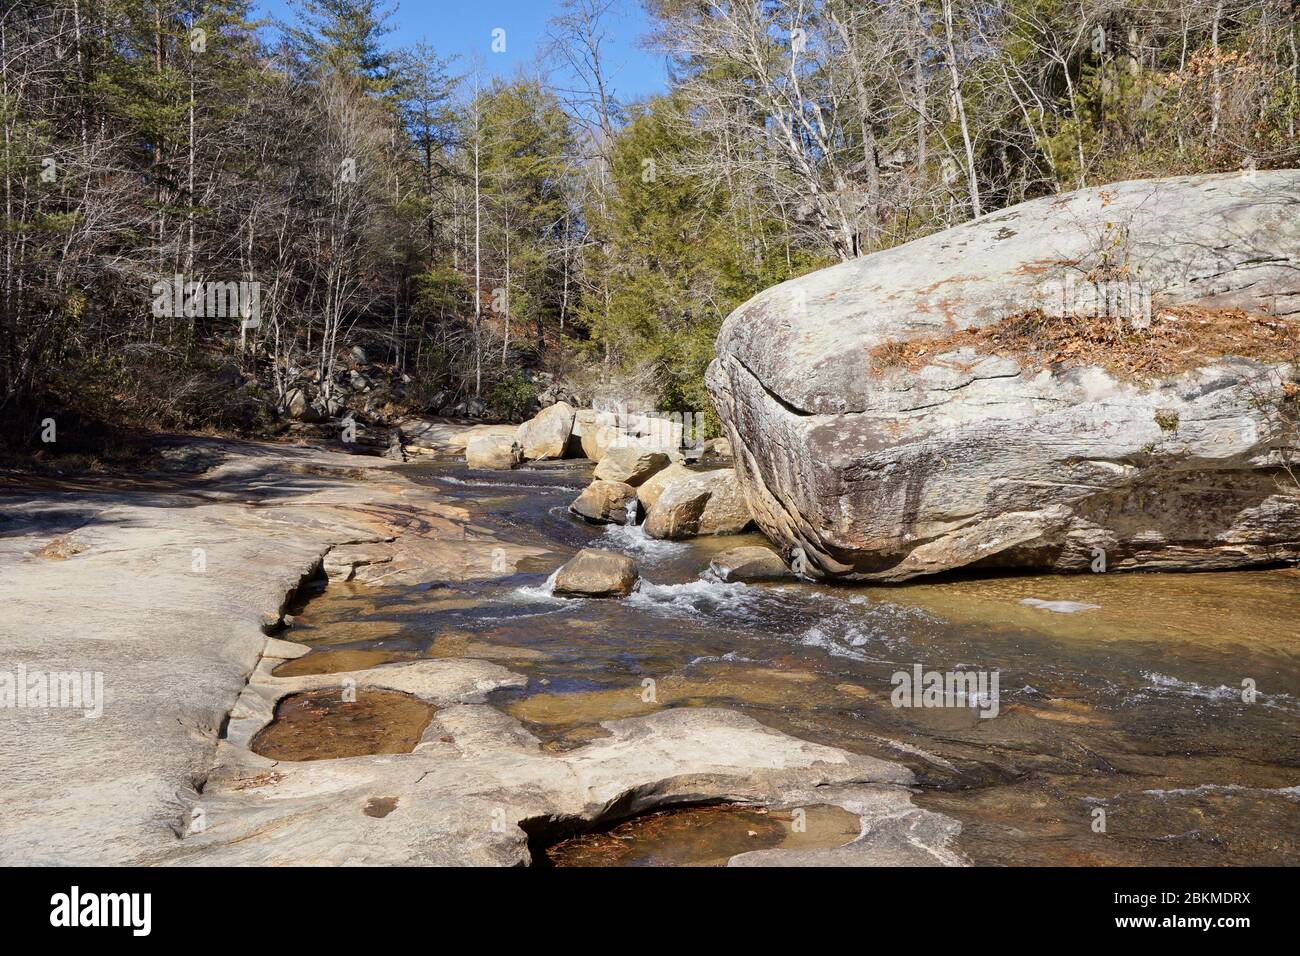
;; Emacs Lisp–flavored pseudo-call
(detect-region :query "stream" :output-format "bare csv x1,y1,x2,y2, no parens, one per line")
281,457,1300,866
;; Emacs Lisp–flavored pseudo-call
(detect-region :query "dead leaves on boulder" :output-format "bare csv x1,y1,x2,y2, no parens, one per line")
870,305,1300,381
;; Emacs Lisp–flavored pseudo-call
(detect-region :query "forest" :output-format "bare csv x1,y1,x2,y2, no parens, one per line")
3,0,1298,450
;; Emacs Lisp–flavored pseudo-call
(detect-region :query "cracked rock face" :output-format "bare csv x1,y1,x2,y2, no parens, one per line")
708,172,1300,581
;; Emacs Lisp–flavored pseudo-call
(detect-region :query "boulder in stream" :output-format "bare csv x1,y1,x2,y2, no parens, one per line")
636,461,693,512
516,401,576,460
552,548,640,598
708,171,1300,581
593,445,670,486
645,469,753,540
465,432,521,470
570,480,638,525
709,545,792,582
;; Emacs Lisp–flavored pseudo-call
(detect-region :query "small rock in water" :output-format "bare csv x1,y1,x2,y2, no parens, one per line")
709,545,791,582
1020,598,1100,614
552,548,640,598
570,479,637,525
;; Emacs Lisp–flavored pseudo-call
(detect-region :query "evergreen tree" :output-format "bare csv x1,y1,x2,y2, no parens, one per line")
288,0,397,94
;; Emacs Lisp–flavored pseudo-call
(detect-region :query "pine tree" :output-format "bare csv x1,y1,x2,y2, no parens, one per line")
288,0,397,95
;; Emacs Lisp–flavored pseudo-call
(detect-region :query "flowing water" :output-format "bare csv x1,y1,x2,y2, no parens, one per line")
283,458,1300,865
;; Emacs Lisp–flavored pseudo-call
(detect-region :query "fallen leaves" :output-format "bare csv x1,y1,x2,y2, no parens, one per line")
869,304,1300,382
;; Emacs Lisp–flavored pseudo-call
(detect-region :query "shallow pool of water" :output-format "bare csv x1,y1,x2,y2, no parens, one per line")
251,686,435,761
541,803,862,867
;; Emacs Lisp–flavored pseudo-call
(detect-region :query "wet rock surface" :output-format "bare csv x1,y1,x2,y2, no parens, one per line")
177,677,949,866
710,545,792,582
7,429,1296,868
0,435,546,864
250,687,435,761
542,802,862,867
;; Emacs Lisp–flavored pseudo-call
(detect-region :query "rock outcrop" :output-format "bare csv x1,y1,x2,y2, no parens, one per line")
188,657,961,866
708,172,1300,581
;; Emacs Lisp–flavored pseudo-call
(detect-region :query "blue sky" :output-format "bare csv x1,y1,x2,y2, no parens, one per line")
253,0,669,102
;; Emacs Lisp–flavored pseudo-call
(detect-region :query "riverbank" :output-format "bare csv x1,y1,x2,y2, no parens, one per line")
0,432,963,866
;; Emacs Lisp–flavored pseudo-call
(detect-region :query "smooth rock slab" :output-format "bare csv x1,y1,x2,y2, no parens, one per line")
167,701,963,867
323,543,394,581
0,439,550,864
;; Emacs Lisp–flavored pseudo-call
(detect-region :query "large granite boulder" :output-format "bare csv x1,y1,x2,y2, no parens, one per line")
708,172,1300,582
593,446,670,486
517,402,576,460
465,433,521,470
636,461,694,512
645,469,753,539
575,409,623,461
